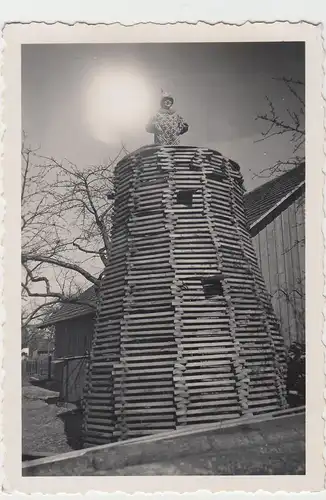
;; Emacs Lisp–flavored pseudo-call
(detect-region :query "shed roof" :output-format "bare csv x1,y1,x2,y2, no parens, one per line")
42,163,305,327
244,163,305,236
41,286,97,328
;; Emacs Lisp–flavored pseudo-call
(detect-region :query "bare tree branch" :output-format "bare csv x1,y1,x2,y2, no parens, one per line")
254,76,305,178
21,136,126,326
22,252,99,285
22,283,96,310
22,300,60,328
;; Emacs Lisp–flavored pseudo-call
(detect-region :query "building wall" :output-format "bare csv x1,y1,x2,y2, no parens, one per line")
54,315,94,359
252,195,305,346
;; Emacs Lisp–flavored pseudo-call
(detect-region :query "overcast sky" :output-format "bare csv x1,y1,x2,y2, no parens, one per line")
22,42,304,191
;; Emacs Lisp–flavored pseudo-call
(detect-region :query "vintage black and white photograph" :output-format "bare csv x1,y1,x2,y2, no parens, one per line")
1,21,323,491
18,38,308,477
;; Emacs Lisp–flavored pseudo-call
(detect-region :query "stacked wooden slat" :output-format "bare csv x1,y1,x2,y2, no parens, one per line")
82,154,135,446
169,147,242,424
222,158,288,412
111,148,178,440
83,145,287,446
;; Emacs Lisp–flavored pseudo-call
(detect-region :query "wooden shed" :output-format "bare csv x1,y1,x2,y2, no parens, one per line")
41,287,96,402
245,163,305,346
42,286,96,359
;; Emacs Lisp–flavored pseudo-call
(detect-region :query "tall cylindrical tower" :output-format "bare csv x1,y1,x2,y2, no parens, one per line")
83,145,287,447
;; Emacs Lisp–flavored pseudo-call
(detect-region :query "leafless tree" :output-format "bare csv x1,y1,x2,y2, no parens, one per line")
255,76,305,233
21,135,126,327
255,77,305,178
21,314,55,351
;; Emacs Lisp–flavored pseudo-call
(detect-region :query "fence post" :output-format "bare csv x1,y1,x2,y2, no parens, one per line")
48,354,52,381
65,359,69,401
22,359,26,381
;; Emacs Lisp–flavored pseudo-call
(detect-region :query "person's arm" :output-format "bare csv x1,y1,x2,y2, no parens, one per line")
146,119,155,133
178,115,189,135
146,114,159,133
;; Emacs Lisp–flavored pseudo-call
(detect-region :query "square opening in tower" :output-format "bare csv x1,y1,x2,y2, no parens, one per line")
176,189,195,206
201,274,225,298
207,171,227,183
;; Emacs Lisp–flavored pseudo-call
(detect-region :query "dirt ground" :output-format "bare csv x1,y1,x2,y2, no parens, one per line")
22,383,83,458
100,439,305,475
22,382,305,476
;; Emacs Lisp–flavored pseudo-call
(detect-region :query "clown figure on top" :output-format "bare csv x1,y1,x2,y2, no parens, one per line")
146,91,189,146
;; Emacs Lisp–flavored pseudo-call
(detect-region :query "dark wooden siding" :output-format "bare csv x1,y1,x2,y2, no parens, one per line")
54,315,94,359
252,195,305,346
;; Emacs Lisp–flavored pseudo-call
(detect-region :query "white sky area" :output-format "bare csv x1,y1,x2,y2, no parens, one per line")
22,42,304,191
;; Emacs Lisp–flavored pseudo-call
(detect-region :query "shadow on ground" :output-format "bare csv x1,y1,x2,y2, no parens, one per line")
58,409,84,450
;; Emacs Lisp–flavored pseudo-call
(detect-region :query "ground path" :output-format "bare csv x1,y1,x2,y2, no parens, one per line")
22,384,80,458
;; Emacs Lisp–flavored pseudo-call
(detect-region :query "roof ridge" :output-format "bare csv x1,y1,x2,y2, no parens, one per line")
244,162,305,197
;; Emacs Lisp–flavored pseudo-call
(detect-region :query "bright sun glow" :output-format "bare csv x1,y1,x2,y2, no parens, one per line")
83,67,152,144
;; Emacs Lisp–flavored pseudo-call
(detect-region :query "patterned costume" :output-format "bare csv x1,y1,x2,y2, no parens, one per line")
146,92,189,146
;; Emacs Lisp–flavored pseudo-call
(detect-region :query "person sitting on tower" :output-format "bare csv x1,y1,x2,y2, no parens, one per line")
146,91,189,146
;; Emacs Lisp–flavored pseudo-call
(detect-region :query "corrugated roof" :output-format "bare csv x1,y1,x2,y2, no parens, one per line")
42,163,305,327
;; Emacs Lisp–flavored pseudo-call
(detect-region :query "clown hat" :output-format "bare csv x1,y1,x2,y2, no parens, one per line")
160,90,174,105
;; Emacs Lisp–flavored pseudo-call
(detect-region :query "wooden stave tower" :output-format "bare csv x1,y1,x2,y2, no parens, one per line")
83,145,287,447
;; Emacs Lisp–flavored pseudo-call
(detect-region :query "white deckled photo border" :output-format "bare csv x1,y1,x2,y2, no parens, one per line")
1,21,325,494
